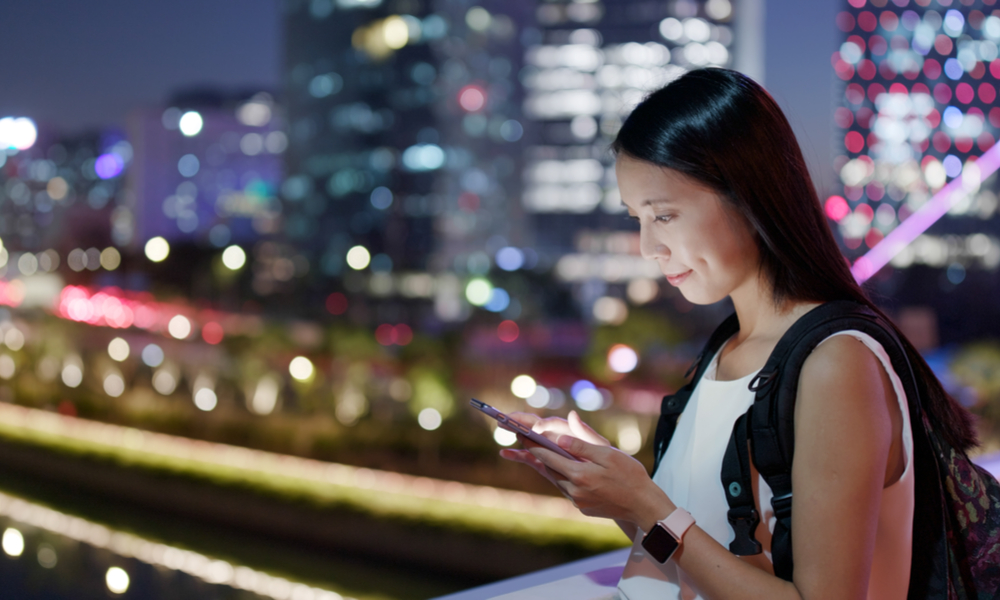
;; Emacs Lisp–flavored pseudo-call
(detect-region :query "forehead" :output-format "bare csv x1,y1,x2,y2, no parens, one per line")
615,156,720,208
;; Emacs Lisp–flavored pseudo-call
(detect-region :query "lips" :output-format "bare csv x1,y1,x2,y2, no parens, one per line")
665,270,692,286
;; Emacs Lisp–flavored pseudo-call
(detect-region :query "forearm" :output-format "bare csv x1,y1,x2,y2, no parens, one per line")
630,490,803,600
670,526,802,600
615,518,638,540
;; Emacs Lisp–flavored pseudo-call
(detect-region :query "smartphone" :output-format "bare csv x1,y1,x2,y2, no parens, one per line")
470,398,579,461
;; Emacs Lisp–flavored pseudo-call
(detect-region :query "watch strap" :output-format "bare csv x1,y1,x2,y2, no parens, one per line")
661,506,695,541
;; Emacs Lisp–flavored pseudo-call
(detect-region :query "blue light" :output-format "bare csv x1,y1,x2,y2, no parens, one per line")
571,380,596,401
370,253,393,273
370,186,393,209
484,288,510,312
942,106,963,129
401,144,445,171
178,154,200,178
944,10,965,35
942,155,962,178
944,58,964,80
495,247,524,271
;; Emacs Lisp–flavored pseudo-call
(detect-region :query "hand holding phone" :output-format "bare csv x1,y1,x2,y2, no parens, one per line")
470,398,579,461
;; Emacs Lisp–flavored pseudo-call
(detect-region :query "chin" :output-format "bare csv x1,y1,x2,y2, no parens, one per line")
677,288,729,306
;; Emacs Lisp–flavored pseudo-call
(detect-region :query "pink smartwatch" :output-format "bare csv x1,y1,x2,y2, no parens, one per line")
641,507,696,563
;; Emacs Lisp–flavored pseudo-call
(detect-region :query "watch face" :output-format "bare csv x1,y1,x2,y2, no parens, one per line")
642,524,680,564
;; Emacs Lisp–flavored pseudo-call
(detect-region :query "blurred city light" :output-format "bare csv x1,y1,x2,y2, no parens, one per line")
144,237,170,262
178,111,204,136
465,278,492,306
417,407,442,430
221,245,247,270
94,153,125,179
0,117,37,150
152,368,178,395
0,355,14,380
458,85,487,112
345,245,371,270
201,322,224,344
106,567,130,594
288,356,314,381
107,337,130,362
141,344,164,367
100,247,122,270
251,375,280,415
495,247,524,271
607,344,639,373
167,315,191,339
497,320,519,342
2,527,24,557
193,387,218,411
525,386,550,409
103,371,125,397
510,374,537,399
617,419,643,455
61,358,83,388
493,427,517,446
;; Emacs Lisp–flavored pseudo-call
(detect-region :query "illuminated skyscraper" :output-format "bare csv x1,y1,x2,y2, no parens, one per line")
525,0,761,323
127,91,285,252
281,0,529,321
829,1,1000,340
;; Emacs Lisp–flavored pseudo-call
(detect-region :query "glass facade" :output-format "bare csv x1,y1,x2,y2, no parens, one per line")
831,0,1000,339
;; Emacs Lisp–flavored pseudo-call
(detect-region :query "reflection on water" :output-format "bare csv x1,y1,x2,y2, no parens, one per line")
0,491,349,600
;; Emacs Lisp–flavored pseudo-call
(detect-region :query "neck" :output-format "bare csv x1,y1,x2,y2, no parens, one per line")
728,275,812,343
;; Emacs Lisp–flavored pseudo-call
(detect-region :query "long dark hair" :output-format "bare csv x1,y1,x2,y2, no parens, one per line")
613,67,977,452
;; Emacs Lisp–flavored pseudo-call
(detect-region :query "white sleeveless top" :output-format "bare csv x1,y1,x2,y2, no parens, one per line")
617,331,915,600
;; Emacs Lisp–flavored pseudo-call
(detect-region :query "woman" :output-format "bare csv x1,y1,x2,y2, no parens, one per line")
501,68,977,599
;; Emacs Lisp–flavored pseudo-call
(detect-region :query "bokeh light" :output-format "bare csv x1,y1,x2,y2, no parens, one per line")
0,117,37,150
2,528,24,557
418,407,442,431
607,344,639,373
178,111,203,136
510,374,537,399
202,322,223,345
106,567,130,594
144,237,170,262
289,356,315,381
346,246,371,270
221,245,246,270
167,315,191,339
107,338,130,362
141,344,164,367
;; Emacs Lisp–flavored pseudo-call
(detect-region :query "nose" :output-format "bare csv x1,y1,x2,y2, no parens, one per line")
638,223,668,260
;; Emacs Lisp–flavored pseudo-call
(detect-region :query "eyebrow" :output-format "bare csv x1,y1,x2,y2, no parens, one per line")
621,198,677,211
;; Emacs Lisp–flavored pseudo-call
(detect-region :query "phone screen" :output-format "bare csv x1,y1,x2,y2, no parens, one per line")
470,398,579,461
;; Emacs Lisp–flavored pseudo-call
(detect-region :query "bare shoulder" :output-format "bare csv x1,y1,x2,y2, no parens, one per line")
795,333,893,434
799,335,885,393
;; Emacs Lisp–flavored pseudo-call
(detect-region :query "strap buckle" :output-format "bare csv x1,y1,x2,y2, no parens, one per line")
726,505,763,556
748,369,778,392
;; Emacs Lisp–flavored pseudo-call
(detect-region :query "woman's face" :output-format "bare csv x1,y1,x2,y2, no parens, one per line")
616,155,761,305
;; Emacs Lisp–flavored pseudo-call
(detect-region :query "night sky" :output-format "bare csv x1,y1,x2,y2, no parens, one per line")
0,0,840,192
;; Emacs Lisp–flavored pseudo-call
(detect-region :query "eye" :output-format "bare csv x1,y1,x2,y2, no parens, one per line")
625,214,640,222
654,214,675,223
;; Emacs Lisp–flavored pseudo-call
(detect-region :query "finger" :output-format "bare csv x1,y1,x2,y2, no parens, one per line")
568,410,610,446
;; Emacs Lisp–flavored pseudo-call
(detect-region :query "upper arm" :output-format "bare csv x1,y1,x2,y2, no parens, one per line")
788,335,896,600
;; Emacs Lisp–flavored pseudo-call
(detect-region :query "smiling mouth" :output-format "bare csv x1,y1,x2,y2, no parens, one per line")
665,270,692,286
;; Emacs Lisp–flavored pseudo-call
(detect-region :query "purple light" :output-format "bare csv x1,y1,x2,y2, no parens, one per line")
94,153,124,179
852,141,1000,283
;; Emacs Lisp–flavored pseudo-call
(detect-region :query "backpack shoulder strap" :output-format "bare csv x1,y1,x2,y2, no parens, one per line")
721,300,919,581
650,312,740,475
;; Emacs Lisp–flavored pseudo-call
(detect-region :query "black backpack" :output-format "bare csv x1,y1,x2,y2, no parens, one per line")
650,301,1000,599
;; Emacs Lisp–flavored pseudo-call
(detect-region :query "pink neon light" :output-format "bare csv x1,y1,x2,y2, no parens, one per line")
852,141,1000,283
